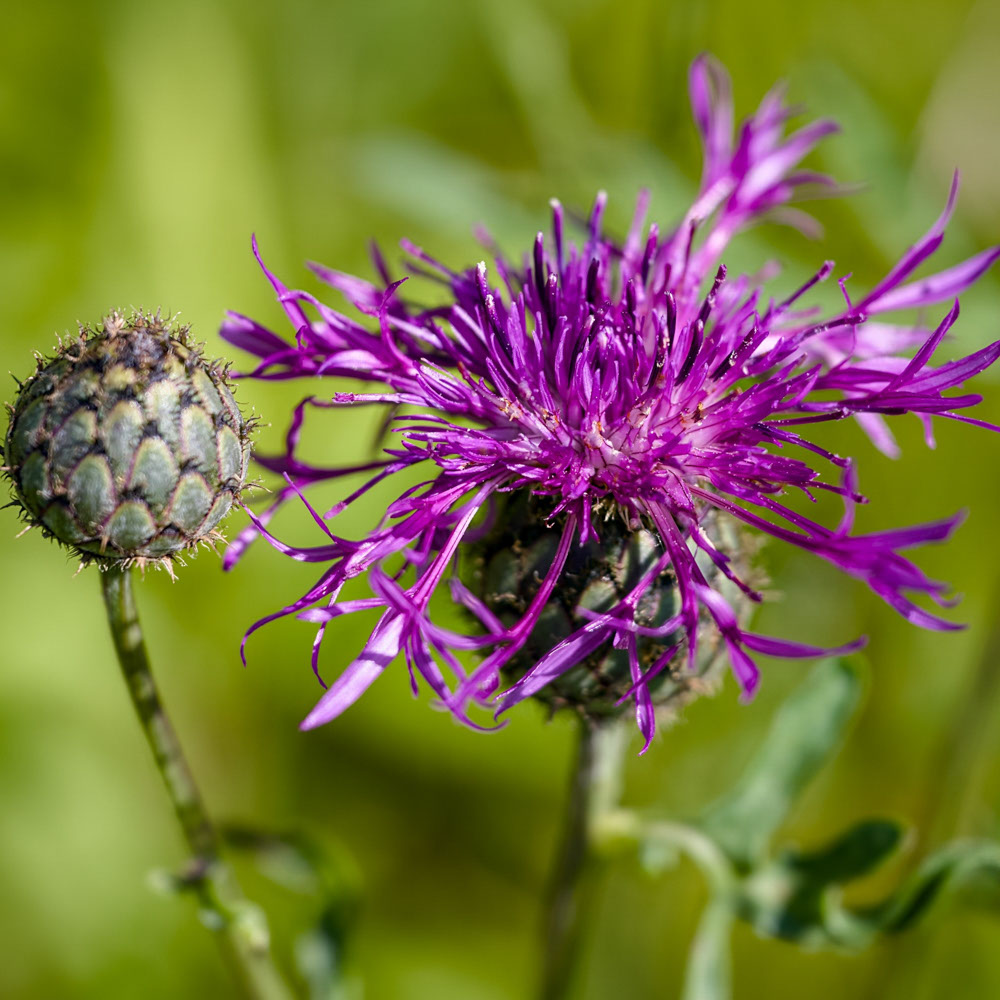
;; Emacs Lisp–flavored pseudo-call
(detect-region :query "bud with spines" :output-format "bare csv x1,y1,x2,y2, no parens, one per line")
3,311,252,569
473,493,758,722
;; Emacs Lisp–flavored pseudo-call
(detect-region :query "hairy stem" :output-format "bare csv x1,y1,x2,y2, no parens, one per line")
100,565,294,1000
540,718,627,1000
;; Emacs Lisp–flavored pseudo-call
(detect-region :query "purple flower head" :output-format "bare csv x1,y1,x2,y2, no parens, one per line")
223,55,1000,752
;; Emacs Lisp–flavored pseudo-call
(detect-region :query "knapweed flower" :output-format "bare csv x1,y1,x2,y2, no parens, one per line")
223,56,1000,750
4,312,251,570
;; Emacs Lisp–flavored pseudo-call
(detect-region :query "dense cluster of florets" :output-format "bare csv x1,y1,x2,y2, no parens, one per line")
3,312,252,570
222,56,1000,749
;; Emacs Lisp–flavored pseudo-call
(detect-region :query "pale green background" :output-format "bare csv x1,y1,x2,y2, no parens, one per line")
2,0,1000,997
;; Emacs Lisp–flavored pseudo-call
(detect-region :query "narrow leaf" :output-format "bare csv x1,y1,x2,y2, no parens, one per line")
699,658,863,868
872,839,1000,934
740,819,906,947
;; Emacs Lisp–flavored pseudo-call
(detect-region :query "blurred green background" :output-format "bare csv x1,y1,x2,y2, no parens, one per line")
2,0,1000,996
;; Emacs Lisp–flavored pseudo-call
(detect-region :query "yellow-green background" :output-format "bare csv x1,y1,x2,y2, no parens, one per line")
2,1,1000,996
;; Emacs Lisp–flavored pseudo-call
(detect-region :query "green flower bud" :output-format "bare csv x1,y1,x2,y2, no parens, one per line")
472,493,760,721
3,312,252,568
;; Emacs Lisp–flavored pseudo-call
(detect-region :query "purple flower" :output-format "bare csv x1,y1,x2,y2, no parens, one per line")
223,55,1000,751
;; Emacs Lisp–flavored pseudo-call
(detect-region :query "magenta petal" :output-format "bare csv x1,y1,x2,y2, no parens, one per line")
868,247,1000,314
740,633,867,658
494,623,611,715
300,613,405,730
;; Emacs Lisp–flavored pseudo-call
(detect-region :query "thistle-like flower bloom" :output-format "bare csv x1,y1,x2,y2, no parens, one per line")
223,57,1000,749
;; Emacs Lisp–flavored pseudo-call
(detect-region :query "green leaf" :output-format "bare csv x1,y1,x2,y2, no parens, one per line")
739,819,906,948
786,818,905,885
699,659,863,868
737,829,1000,950
865,838,1000,935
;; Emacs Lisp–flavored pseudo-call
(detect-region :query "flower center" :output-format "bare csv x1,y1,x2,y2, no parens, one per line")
469,493,756,718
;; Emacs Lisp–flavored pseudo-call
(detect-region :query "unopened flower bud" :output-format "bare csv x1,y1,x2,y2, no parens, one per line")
3,311,251,567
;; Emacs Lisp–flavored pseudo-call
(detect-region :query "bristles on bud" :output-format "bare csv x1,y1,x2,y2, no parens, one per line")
2,310,252,571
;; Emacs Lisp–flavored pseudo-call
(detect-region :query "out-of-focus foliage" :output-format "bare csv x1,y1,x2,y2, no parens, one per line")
625,660,1000,1000
2,1,1000,998
219,826,362,998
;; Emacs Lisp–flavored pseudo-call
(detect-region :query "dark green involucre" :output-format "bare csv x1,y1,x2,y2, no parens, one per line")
473,494,758,721
3,311,252,567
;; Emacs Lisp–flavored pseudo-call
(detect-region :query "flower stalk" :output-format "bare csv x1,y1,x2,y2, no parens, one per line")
541,719,628,1000
99,565,293,1000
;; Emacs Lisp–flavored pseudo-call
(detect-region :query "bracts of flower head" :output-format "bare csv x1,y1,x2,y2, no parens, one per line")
222,54,1000,751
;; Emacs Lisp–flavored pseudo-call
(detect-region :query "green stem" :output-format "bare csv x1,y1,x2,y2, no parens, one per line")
100,565,294,1000
627,818,737,1000
680,898,734,1000
539,718,627,1000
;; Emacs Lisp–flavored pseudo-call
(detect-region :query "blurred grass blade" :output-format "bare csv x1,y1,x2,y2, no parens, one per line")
350,132,538,241
699,659,863,868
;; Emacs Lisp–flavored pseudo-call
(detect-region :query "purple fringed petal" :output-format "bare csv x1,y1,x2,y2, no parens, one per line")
689,53,734,189
627,635,657,755
494,620,612,715
220,311,290,359
300,612,406,730
868,246,1000,314
740,633,868,658
858,173,960,312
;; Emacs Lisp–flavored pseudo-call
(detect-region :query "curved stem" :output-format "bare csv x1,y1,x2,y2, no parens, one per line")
636,819,736,896
100,565,294,1000
539,718,627,1000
